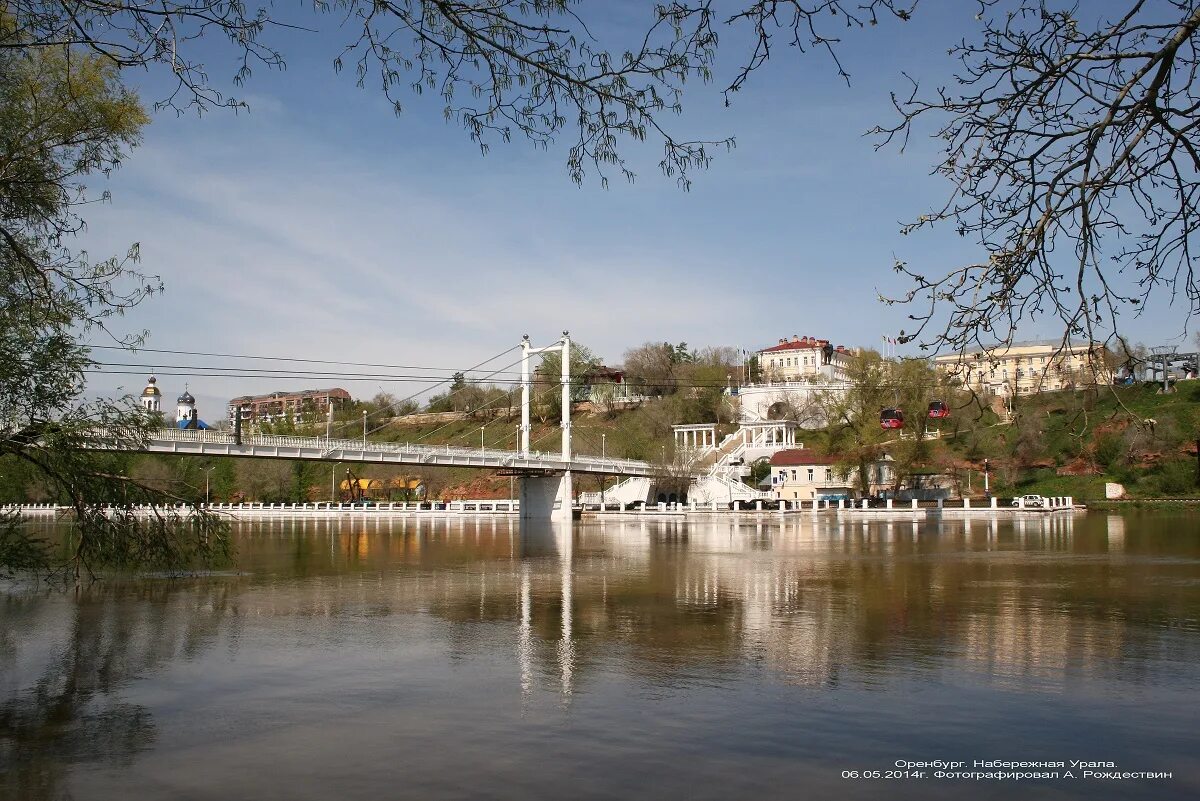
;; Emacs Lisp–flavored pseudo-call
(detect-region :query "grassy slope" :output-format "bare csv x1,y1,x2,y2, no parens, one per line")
935,383,1200,500
372,383,1198,500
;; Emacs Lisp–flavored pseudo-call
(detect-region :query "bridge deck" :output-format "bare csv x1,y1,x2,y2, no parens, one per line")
88,429,657,477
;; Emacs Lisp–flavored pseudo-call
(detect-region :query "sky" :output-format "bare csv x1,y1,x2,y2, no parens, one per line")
76,0,1196,418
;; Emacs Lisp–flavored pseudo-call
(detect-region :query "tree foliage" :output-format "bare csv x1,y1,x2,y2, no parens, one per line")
534,341,598,422
0,19,226,576
820,349,958,494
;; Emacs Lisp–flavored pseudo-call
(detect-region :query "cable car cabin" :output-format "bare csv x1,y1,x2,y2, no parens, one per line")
880,408,905,430
927,400,950,420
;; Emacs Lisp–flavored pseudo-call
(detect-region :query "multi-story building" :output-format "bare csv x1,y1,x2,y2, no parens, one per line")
769,448,894,501
757,335,853,383
932,340,1113,396
731,336,855,423
228,388,352,426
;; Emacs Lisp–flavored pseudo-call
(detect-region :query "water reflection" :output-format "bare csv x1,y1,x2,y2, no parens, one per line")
2,513,1198,800
1,581,241,800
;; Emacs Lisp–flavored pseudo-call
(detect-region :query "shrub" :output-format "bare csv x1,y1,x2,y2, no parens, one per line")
1093,431,1124,469
1149,460,1198,496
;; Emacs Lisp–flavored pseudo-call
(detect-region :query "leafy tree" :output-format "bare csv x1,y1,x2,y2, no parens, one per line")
534,342,599,422
746,355,762,384
672,342,697,364
0,22,226,575
748,458,772,487
820,350,892,496
820,350,961,494
425,373,471,413
368,392,419,418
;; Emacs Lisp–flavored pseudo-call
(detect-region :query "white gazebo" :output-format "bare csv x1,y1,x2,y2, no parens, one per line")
672,424,719,454
735,420,800,449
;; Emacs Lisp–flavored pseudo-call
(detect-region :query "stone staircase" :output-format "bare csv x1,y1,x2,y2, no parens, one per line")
578,476,652,507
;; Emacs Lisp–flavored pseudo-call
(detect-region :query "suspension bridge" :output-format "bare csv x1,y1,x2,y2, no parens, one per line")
108,428,655,477
83,333,662,521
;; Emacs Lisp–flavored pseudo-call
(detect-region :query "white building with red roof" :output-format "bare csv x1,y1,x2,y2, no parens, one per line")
769,448,894,501
731,335,856,424
757,335,853,382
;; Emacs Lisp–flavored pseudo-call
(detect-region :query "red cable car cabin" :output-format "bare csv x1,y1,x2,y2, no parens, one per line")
927,400,950,419
880,407,905,429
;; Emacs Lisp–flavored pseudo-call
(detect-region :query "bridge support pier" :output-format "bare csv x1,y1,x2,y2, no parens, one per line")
519,471,573,522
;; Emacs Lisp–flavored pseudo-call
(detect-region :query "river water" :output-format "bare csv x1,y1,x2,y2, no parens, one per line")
2,512,1198,800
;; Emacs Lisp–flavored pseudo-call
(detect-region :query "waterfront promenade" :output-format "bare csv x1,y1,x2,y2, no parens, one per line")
4,496,1080,522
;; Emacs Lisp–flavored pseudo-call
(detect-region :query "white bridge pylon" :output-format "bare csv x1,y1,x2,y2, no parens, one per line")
520,332,572,522
520,332,571,460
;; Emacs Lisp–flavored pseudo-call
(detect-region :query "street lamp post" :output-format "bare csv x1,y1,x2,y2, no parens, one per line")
332,461,342,502
481,424,486,451
204,466,216,506
362,410,367,446
601,433,607,510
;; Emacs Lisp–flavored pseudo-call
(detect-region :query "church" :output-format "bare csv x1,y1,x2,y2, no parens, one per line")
139,375,213,429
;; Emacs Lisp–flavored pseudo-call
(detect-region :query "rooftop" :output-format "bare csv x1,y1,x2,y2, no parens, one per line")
229,388,352,404
932,339,1100,360
770,448,842,467
759,335,848,354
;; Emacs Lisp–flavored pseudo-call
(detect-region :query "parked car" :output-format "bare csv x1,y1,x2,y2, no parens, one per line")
1012,494,1046,508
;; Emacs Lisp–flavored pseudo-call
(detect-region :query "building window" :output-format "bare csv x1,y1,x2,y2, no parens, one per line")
807,468,814,481
791,469,797,481
825,468,832,481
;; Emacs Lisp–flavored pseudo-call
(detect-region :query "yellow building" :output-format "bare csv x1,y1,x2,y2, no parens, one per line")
757,335,853,383
769,449,894,501
932,340,1113,396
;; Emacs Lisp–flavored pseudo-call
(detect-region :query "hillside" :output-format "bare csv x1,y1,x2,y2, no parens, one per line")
2,383,1193,505
919,383,1200,499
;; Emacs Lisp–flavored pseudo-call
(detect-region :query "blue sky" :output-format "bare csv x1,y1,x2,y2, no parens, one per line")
78,0,1195,417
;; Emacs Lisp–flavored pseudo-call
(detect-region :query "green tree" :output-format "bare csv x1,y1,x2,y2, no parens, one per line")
0,23,225,575
672,342,697,364
535,343,599,423
821,350,892,496
746,356,762,385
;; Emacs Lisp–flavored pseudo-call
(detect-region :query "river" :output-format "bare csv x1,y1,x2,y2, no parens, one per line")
2,512,1197,800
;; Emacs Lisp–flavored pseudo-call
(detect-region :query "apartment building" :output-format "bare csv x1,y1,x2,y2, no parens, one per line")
932,340,1113,396
228,388,352,425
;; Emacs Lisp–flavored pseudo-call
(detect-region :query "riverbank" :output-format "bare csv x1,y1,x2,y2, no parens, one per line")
6,498,1086,523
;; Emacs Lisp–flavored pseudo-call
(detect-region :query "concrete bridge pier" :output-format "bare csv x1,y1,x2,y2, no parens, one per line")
519,471,573,522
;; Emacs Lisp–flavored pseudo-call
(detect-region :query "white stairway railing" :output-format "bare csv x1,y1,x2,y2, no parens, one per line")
578,476,652,507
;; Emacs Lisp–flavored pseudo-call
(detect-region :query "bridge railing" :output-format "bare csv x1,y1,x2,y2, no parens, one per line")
146,429,654,473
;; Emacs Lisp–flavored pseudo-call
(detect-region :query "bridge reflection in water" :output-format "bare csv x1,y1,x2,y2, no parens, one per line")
3,513,1198,801
220,512,1173,696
